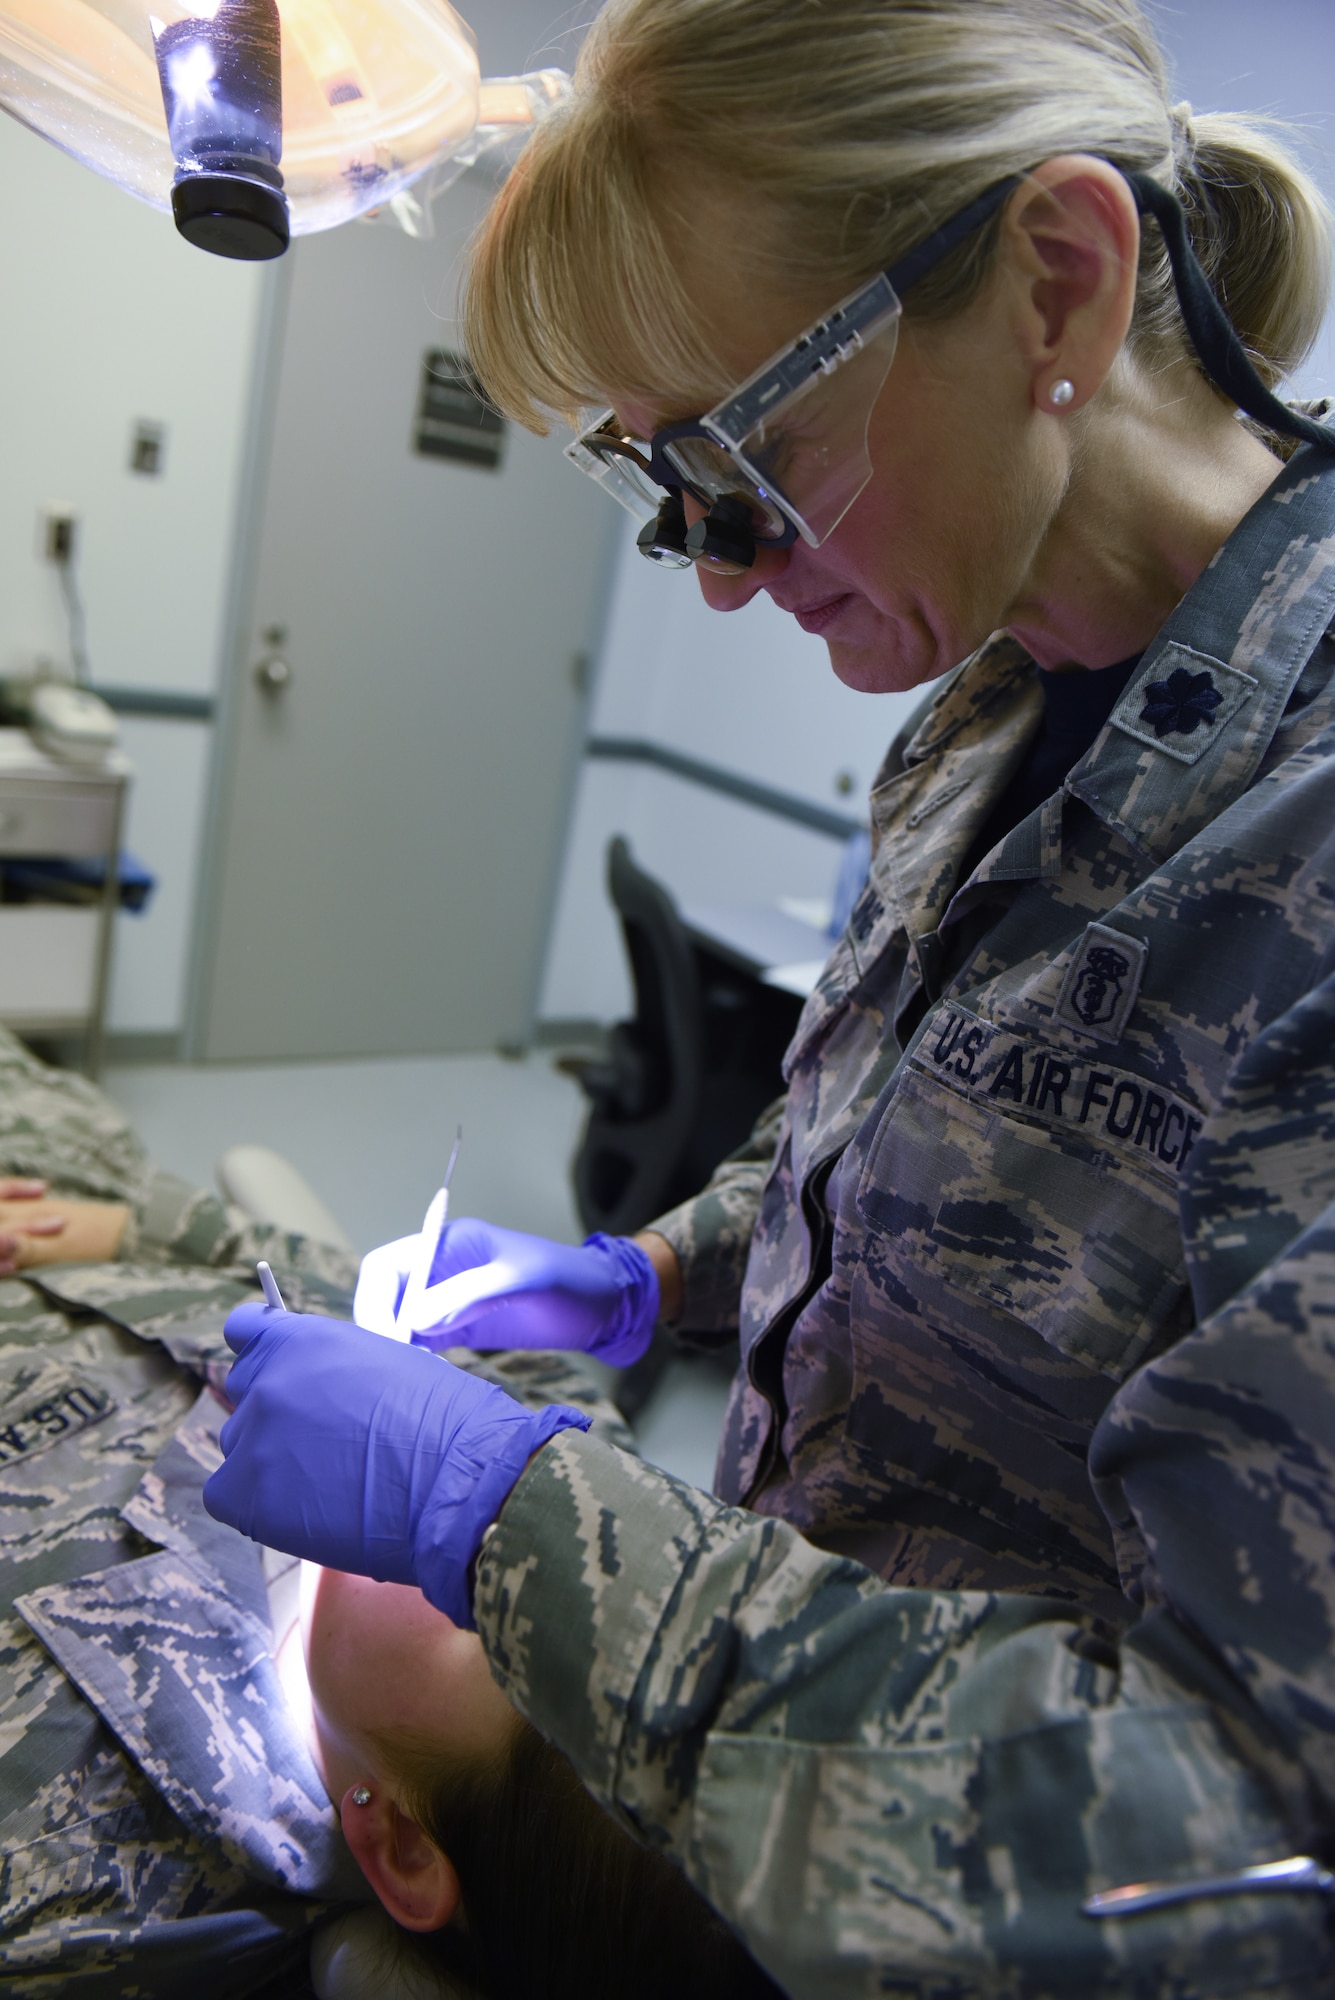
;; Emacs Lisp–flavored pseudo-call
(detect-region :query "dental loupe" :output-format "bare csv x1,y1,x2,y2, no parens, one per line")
0,1,566,259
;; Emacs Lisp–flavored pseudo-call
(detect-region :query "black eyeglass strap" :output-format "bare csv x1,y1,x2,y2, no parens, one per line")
1124,170,1335,453
885,176,1021,298
888,167,1332,454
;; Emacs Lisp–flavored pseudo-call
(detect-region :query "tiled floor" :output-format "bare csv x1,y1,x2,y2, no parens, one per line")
104,1049,731,1489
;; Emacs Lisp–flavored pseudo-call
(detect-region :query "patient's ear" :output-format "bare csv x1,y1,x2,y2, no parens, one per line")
339,1784,461,1933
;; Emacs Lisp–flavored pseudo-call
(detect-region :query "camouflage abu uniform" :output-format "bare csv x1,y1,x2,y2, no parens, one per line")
0,1018,364,1285
472,721,1335,1991
650,444,1335,1628
0,1047,633,1996
0,1258,360,1999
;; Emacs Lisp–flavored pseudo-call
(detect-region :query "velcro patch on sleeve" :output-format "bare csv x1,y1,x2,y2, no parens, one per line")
0,1381,115,1465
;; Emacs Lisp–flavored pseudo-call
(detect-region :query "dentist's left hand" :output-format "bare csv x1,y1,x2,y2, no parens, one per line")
202,1301,590,1627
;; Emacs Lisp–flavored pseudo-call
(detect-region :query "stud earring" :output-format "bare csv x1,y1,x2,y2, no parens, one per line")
351,1786,372,1806
1049,378,1075,408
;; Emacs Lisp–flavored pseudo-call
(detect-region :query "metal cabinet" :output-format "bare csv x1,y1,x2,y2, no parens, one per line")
0,732,130,1076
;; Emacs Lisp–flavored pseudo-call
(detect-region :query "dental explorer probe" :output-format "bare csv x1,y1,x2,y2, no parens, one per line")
393,1127,463,1342
256,1260,287,1312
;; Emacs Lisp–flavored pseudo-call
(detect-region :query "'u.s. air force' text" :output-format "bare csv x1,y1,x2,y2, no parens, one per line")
0,1382,113,1464
916,1007,1203,1175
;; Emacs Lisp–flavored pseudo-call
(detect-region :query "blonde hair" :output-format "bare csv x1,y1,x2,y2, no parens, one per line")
462,0,1332,432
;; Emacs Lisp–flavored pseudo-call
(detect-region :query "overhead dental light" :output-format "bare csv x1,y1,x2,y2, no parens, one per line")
0,1,564,259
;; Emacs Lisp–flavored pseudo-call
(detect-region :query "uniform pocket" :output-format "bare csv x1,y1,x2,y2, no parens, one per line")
855,1060,1187,1382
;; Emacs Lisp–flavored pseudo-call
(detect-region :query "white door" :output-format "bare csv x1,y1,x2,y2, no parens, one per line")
190,176,616,1061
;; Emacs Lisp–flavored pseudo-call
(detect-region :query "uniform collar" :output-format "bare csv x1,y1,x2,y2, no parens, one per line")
1066,447,1335,862
873,446,1335,905
863,637,1042,979
14,1385,366,1904
788,447,1335,1060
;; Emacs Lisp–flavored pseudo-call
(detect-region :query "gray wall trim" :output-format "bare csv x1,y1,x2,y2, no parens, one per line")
94,687,216,721
585,734,862,840
182,256,294,1062
532,1015,608,1051
100,1030,182,1066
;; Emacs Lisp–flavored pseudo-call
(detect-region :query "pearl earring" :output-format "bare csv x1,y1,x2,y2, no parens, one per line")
1049,378,1075,408
351,1786,372,1806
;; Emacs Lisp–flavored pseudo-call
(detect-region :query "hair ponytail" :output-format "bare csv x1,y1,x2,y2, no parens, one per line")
1156,109,1334,389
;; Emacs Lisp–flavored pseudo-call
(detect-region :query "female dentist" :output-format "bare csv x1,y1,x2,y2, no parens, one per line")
208,1,1335,1991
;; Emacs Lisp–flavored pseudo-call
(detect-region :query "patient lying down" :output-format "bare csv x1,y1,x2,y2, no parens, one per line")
0,1023,776,2000
285,1562,781,2000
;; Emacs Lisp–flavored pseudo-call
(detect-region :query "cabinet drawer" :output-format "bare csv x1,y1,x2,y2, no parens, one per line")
0,781,119,858
0,908,99,1019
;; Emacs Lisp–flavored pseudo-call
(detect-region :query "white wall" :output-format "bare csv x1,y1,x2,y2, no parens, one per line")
1146,0,1335,404
0,113,265,1034
6,0,1328,1042
108,718,214,1033
539,0,1335,1027
0,0,589,1045
539,528,919,1022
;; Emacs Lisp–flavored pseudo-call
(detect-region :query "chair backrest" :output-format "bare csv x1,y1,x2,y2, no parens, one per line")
571,838,704,1236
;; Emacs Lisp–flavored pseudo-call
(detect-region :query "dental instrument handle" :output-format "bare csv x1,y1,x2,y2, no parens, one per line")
394,1185,449,1340
257,1261,287,1313
393,1128,464,1341
1083,1854,1335,1918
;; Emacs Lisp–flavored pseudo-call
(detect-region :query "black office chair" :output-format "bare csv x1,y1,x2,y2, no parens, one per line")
568,837,705,1239
568,837,803,1239
563,837,805,1418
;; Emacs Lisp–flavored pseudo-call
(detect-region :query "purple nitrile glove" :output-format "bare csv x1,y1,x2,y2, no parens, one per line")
355,1218,659,1368
202,1301,589,1627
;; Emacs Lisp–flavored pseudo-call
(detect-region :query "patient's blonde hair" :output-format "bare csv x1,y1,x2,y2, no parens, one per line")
462,0,1331,430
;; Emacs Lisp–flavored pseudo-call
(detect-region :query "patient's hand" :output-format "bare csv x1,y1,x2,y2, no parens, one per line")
0,1180,130,1274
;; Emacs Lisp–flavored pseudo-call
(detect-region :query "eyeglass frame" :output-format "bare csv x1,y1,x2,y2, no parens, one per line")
570,174,1023,550
570,160,1335,562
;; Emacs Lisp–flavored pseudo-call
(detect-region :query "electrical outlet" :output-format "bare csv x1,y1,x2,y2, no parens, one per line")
42,511,78,563
130,420,165,476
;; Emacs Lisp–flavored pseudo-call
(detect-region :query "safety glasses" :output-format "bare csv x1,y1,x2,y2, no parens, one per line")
565,177,1019,570
567,163,1335,574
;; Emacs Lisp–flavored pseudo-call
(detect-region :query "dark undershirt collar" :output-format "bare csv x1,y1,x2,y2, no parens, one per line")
957,652,1142,884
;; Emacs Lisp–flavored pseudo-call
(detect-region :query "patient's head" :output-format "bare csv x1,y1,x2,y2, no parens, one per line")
302,1567,783,2000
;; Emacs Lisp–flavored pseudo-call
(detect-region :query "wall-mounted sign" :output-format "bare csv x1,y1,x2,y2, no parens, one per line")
414,351,506,470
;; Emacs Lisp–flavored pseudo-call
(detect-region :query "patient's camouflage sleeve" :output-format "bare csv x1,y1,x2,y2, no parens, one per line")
0,1025,150,1204
128,1169,361,1295
0,1021,359,1297
476,960,1335,1998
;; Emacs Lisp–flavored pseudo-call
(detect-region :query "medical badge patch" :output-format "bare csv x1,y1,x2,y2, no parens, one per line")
1055,922,1148,1044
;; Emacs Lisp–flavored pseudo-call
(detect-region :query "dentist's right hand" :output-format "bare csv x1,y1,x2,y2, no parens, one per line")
203,1301,589,1627
354,1219,662,1367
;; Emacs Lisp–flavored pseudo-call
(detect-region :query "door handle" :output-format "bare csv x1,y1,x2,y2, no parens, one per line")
254,654,293,695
